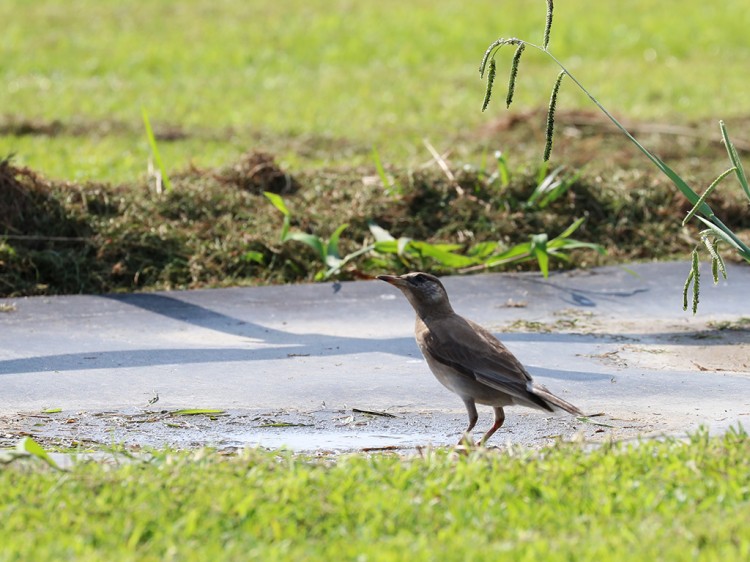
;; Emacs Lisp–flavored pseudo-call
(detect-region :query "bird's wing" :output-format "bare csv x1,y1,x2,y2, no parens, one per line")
418,315,552,410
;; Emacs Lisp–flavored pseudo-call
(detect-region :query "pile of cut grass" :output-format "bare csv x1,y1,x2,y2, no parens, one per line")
1,129,749,298
2,429,749,560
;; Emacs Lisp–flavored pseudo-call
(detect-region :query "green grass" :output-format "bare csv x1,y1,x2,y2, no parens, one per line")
2,429,749,560
1,0,750,183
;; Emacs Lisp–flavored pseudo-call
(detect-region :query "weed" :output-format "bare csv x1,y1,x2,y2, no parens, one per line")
264,191,372,281
479,0,750,311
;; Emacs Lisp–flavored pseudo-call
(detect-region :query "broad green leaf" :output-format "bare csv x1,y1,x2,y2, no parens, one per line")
533,246,550,277
373,240,399,254
285,232,326,261
323,244,375,279
422,242,464,253
467,241,499,258
411,242,477,268
285,217,293,242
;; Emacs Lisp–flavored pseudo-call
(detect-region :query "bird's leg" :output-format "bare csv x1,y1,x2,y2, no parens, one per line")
480,407,505,446
458,398,479,446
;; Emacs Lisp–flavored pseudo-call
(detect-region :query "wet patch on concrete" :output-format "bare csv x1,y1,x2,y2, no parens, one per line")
0,406,649,454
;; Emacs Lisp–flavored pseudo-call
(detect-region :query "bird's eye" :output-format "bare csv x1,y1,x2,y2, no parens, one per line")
413,274,427,284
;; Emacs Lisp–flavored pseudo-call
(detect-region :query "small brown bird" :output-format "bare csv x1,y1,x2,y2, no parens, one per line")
378,272,583,445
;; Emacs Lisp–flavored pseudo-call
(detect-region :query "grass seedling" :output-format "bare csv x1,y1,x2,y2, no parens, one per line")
525,165,581,209
141,107,173,194
461,217,604,276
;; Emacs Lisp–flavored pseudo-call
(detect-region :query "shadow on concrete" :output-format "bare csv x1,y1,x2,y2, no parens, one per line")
0,291,736,378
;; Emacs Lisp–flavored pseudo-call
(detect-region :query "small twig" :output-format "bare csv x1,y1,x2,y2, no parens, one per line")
352,408,398,418
422,138,464,197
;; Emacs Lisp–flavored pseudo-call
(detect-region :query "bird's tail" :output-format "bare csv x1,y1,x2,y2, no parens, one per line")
529,382,583,416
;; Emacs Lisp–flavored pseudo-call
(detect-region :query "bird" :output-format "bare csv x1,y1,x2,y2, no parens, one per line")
378,271,583,445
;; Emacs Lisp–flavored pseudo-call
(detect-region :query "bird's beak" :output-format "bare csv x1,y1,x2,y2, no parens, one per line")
377,274,407,287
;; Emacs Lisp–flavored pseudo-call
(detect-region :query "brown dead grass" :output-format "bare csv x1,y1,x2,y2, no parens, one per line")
1,112,749,297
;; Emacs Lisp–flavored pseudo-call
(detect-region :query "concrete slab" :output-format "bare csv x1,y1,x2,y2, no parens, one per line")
0,261,748,453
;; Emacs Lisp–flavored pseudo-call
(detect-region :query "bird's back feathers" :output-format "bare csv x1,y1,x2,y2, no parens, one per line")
417,314,581,415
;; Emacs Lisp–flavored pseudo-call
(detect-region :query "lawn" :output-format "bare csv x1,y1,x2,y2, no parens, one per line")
2,0,750,183
2,429,749,561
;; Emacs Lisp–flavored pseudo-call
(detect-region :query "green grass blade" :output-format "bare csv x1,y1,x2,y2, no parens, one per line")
555,217,586,240
483,241,533,267
327,223,349,260
285,232,327,262
141,107,173,193
720,121,750,200
694,216,743,251
263,191,290,217
16,437,63,470
372,146,398,194
467,241,499,258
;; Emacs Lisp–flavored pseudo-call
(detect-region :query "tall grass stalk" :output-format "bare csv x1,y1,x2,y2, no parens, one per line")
479,4,750,311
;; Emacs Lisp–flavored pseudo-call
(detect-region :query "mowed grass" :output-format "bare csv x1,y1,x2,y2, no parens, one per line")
1,0,750,183
2,429,749,561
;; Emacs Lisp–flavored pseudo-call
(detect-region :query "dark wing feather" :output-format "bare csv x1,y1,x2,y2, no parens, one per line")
417,315,554,411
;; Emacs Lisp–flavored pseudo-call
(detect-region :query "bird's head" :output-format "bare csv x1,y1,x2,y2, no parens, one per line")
377,272,453,318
